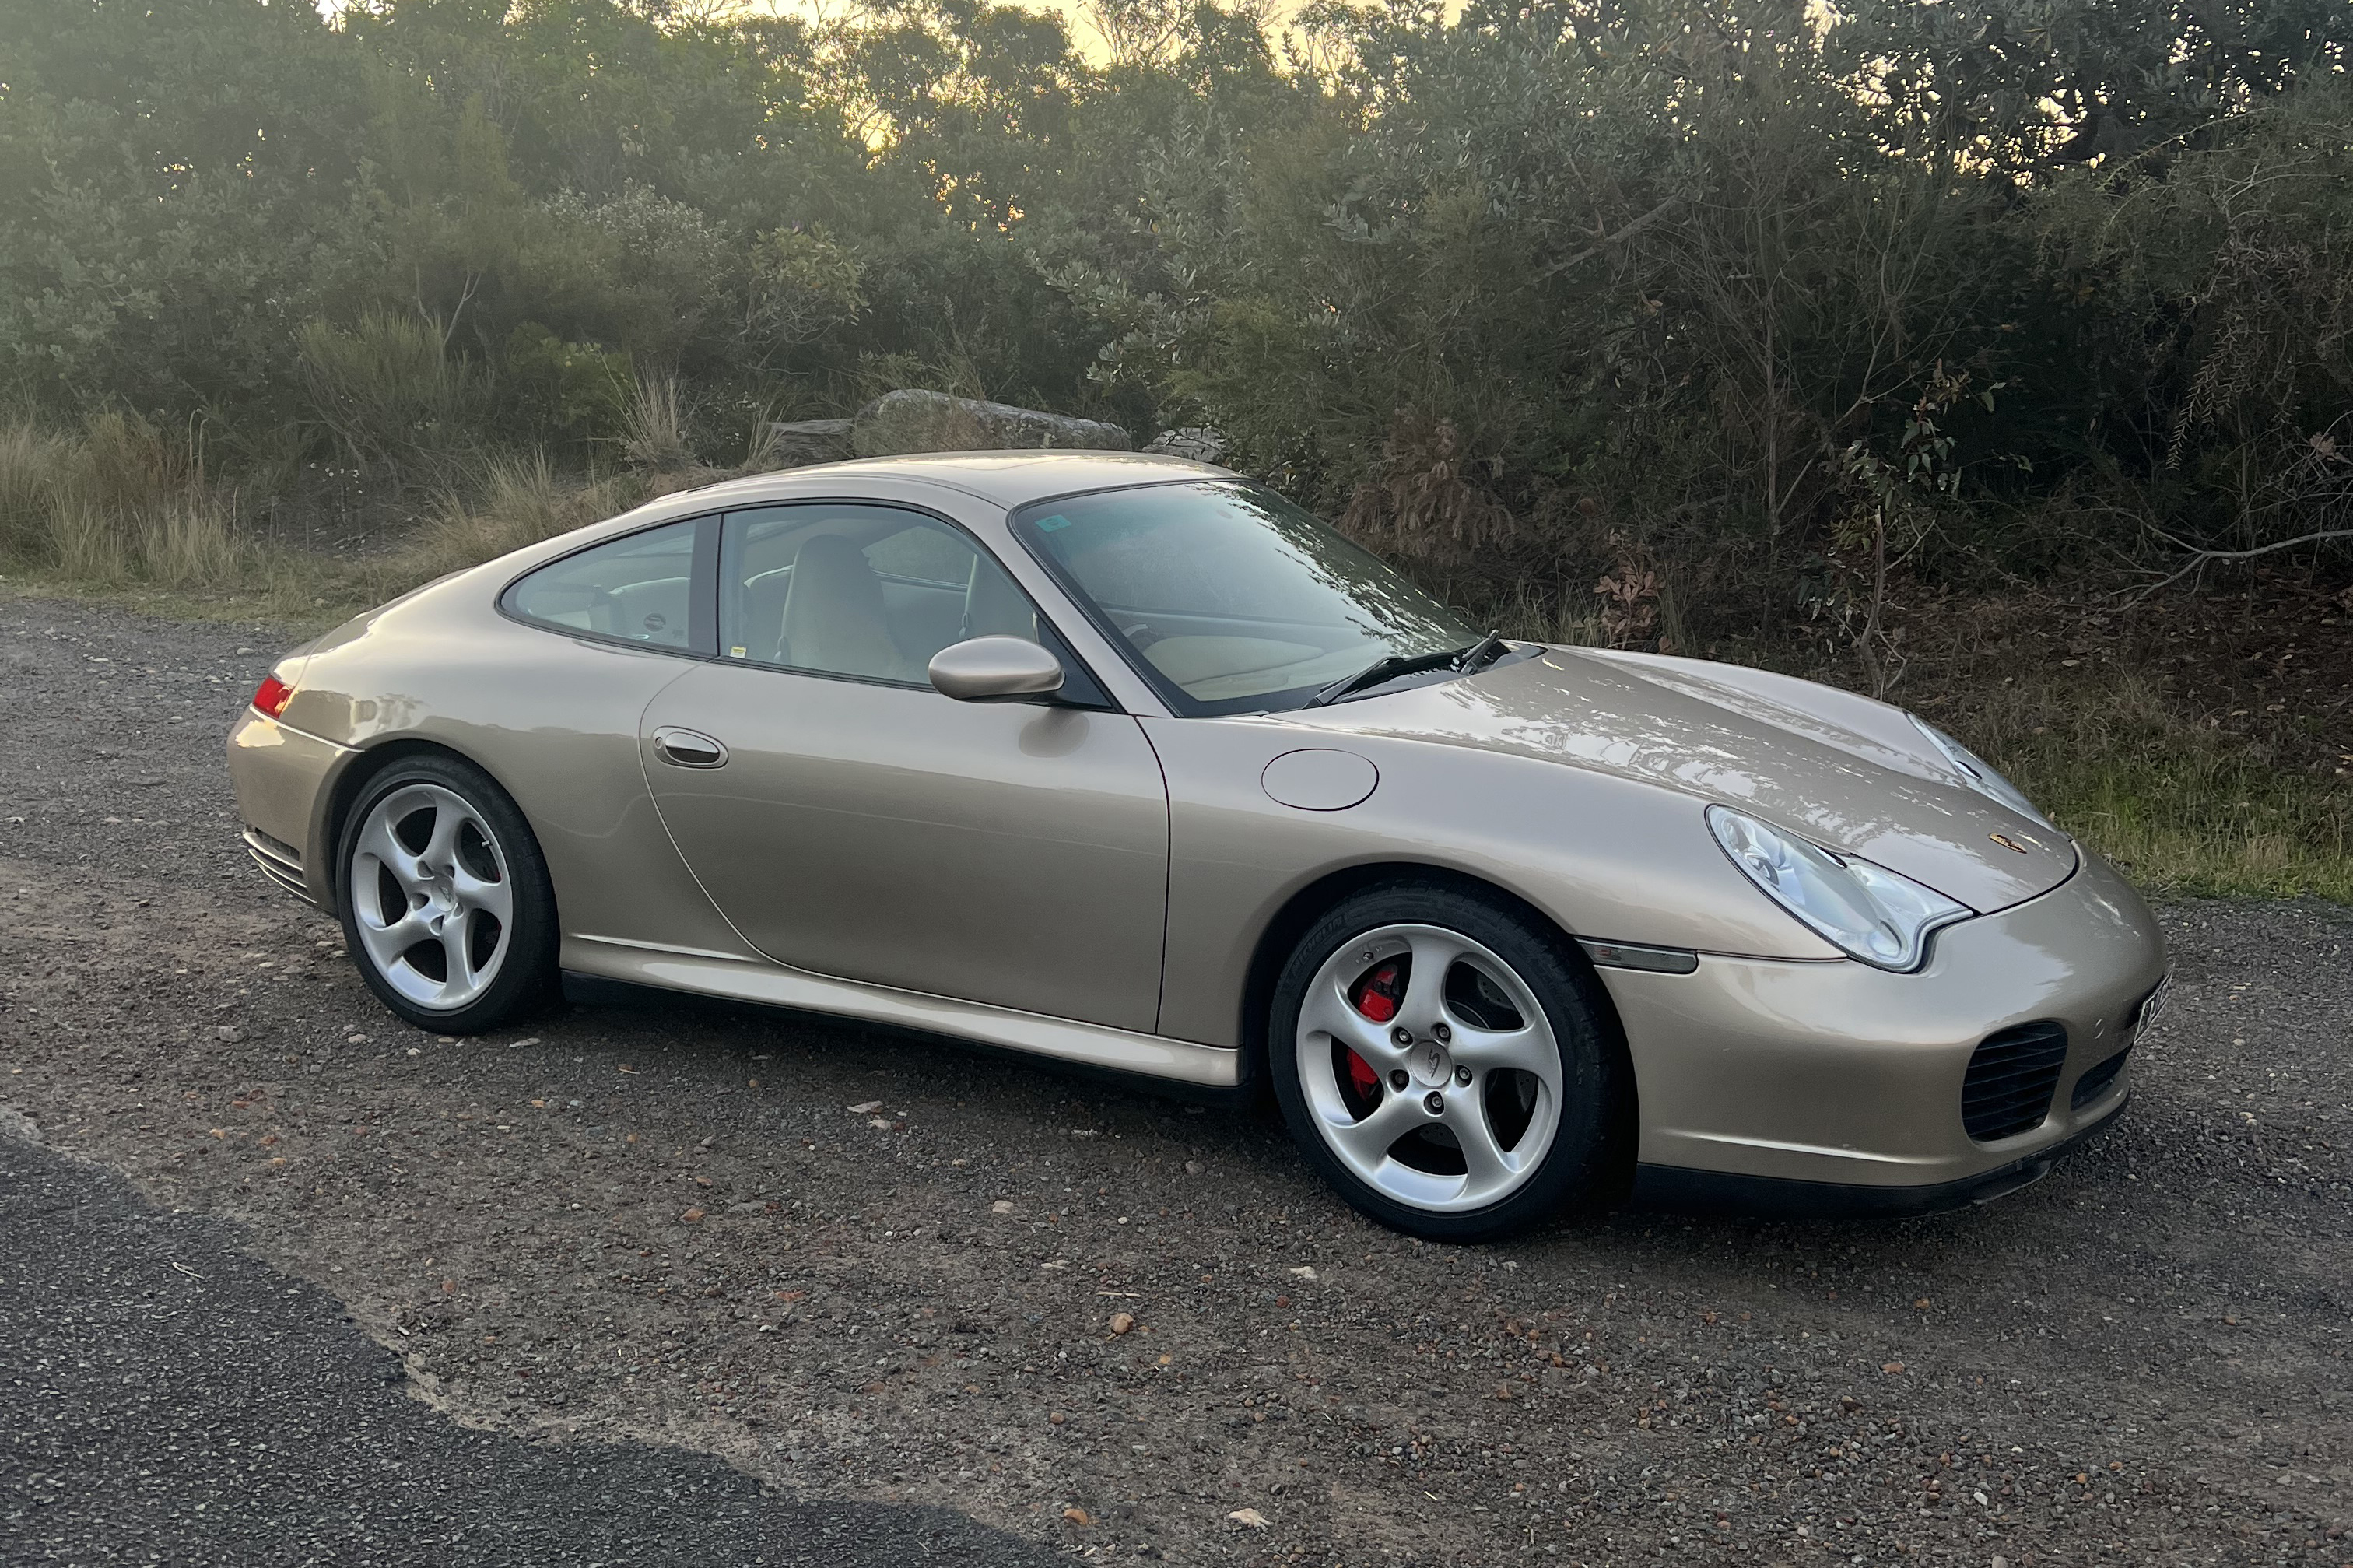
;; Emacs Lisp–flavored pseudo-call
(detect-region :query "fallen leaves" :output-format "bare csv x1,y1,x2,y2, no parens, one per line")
1061,1507,1092,1528
848,1100,882,1114
1882,1361,1906,1375
1108,1311,1136,1336
1226,1507,1269,1529
680,1207,705,1223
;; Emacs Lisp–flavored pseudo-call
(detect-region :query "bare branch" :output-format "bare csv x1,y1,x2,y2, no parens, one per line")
2121,527,2353,603
1539,195,1684,276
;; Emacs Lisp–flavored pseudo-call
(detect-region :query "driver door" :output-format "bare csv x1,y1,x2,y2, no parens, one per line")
639,503,1169,1033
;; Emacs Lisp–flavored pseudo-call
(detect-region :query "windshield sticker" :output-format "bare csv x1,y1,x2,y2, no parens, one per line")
1033,514,1073,532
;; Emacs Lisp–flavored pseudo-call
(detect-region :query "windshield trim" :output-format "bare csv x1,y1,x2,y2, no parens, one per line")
1007,477,1475,718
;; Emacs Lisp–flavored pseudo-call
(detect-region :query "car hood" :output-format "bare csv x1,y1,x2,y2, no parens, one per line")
1291,645,2076,915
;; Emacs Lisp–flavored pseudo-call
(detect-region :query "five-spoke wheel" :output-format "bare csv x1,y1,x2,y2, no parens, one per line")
351,783,514,1010
1271,883,1625,1240
337,755,556,1032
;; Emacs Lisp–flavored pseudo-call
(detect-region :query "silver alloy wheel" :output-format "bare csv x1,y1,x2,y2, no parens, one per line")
1295,922,1563,1214
348,783,514,1012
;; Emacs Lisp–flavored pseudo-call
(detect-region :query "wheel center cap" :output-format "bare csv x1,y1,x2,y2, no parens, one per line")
1412,1040,1454,1087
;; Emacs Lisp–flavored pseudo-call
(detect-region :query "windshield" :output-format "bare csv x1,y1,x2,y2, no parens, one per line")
1012,481,1477,715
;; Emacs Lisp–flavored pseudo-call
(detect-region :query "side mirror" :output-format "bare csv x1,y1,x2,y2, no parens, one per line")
928,635,1065,703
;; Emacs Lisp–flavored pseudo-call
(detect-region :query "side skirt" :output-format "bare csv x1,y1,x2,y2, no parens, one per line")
560,935,1242,1089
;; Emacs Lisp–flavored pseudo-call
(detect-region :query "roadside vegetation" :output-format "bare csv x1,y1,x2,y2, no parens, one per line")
2,0,2348,899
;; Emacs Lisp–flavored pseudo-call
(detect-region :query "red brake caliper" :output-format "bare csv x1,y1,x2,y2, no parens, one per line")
1345,961,1404,1097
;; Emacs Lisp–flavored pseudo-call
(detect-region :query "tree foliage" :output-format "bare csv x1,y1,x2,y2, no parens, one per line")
2,0,2350,609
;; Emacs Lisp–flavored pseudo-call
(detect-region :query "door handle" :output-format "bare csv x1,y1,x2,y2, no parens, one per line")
652,726,728,769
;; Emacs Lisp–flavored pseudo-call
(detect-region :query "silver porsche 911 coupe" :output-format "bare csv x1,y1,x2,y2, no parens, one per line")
226,451,2166,1238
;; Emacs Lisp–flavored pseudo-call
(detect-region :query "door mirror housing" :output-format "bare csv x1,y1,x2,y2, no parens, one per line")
928,636,1065,703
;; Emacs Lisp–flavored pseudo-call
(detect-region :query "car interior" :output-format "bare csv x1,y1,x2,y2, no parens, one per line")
724,507,1040,684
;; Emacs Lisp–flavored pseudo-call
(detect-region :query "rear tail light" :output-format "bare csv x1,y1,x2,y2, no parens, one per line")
251,675,295,718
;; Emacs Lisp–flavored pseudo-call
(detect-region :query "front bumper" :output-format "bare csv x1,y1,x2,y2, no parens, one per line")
1604,847,2165,1206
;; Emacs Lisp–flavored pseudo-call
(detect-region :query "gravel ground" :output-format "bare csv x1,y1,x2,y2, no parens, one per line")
1,595,2348,1568
0,1114,1061,1566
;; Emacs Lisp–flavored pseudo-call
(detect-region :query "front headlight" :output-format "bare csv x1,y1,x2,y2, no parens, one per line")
1909,716,2054,830
1707,805,1970,972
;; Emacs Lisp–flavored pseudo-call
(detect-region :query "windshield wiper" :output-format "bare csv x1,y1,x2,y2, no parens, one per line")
1302,631,1509,709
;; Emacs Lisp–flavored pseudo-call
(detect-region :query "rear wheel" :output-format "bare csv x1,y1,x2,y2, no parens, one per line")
335,754,557,1033
1269,883,1625,1240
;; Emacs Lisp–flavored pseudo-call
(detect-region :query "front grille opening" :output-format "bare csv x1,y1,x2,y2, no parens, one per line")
2071,1047,2132,1110
1962,1022,2069,1143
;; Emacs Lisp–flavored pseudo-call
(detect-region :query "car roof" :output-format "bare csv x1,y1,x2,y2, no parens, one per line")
654,450,1233,512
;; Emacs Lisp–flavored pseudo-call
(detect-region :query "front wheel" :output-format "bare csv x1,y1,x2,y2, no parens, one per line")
1269,883,1627,1240
335,753,558,1033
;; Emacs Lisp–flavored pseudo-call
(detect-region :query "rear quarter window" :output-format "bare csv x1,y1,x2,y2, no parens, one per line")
503,518,707,652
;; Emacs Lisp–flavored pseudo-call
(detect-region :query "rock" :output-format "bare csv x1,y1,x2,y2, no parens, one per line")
848,1100,882,1114
1061,1506,1092,1526
1143,426,1229,464
1109,1312,1137,1335
216,1026,244,1043
764,417,855,468
991,1199,1015,1215
851,389,1131,458
1289,1266,1317,1281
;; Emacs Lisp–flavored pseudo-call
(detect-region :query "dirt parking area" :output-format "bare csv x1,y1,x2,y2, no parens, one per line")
2,595,2348,1567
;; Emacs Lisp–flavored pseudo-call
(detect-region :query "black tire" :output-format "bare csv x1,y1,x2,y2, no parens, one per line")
334,752,559,1034
1268,881,1629,1241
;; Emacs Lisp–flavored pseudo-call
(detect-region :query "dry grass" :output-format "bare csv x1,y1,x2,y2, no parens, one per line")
1938,670,2352,903
619,374,697,472
0,411,250,588
405,451,630,581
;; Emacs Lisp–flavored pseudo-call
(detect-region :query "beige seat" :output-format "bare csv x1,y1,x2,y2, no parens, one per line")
778,533,915,681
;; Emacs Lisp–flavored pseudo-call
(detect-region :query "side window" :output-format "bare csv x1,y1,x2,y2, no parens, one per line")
719,505,1043,684
503,518,705,652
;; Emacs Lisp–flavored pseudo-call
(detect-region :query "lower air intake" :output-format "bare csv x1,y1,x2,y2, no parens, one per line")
2070,1047,2131,1110
1962,1022,2069,1143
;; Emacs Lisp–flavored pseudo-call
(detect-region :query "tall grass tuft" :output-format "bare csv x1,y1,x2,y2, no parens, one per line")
405,450,625,584
619,374,696,472
296,309,481,489
0,410,248,588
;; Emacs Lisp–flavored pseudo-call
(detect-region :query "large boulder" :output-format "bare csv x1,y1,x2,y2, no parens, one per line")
850,389,1132,458
1144,426,1229,464
764,417,855,468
